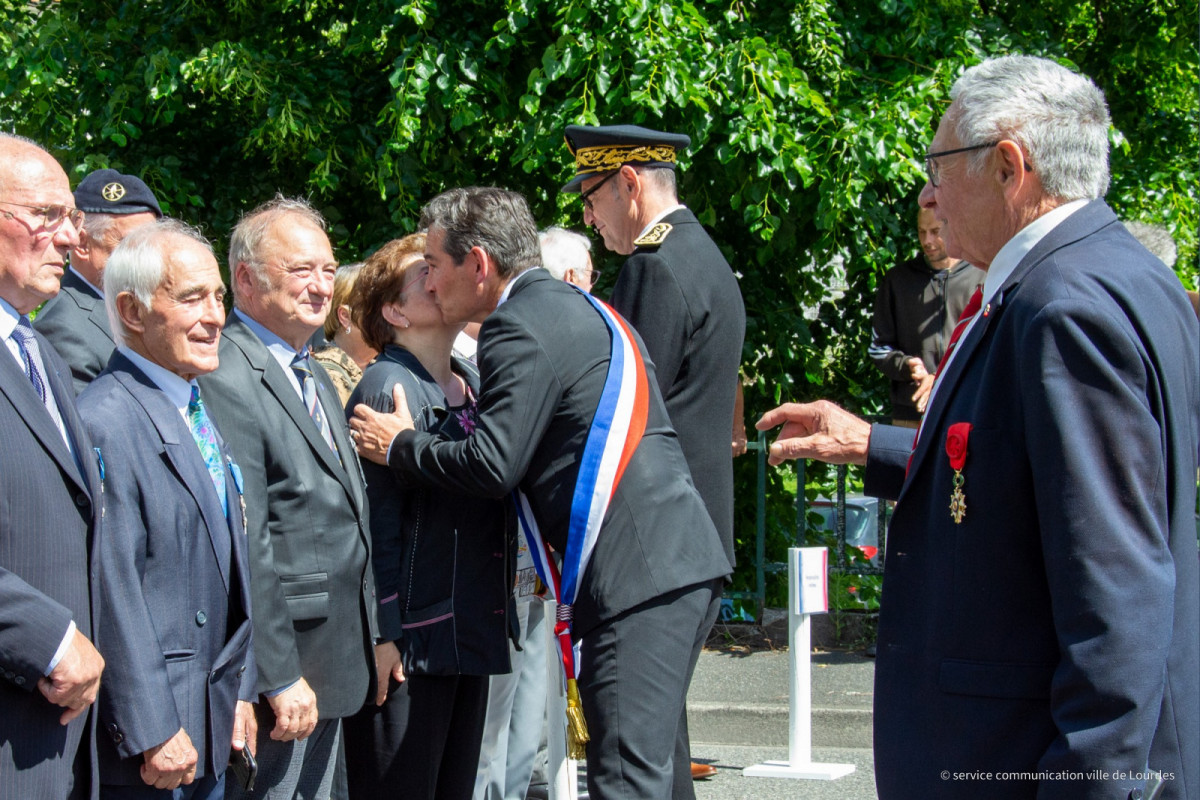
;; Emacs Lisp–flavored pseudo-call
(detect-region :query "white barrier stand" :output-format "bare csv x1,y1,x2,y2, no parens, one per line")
544,600,579,800
743,547,856,781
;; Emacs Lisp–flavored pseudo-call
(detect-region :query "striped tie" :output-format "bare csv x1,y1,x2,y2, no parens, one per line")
291,354,340,462
11,317,69,443
907,287,983,474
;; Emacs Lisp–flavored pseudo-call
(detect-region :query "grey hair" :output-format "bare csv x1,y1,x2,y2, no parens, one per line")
539,227,592,281
1124,221,1177,268
950,55,1111,201
104,218,215,347
637,165,678,198
80,212,119,245
229,194,326,302
419,187,541,278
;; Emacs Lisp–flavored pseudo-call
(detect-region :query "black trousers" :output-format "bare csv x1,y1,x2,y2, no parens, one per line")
578,578,721,800
342,673,488,800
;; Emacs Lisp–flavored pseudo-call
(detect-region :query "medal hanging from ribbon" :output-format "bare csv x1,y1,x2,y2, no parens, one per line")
513,289,650,759
944,422,972,523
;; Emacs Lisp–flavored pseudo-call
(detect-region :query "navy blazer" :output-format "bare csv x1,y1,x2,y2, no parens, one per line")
198,314,378,719
864,201,1200,800
33,270,116,395
0,324,101,799
80,352,255,785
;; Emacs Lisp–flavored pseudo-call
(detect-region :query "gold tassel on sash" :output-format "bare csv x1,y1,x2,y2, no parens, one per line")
565,678,590,759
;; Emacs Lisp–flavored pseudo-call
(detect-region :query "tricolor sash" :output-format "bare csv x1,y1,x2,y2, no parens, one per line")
513,288,650,757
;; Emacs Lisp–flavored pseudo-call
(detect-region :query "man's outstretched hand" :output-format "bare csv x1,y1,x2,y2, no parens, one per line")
755,400,871,467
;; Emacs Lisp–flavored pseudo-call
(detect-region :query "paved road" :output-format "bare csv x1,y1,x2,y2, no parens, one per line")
688,647,878,799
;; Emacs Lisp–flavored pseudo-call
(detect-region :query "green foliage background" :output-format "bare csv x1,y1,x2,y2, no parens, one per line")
3,0,1196,595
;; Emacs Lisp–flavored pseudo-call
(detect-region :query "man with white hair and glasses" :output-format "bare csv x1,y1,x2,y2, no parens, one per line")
757,55,1198,800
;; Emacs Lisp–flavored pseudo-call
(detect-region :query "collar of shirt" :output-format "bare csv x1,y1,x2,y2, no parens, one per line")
1,297,25,370
634,204,687,243
921,198,1089,420
232,308,307,398
117,345,195,424
497,266,544,307
69,266,103,298
980,198,1089,306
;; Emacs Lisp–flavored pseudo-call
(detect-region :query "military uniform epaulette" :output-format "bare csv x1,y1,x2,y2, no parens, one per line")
634,223,673,248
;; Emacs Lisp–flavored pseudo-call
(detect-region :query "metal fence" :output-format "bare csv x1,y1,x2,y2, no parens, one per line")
724,431,888,622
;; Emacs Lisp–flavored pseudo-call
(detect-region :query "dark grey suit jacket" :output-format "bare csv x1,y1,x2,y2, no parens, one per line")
80,352,255,785
388,270,729,637
864,201,1199,799
198,313,378,719
610,208,745,571
0,324,101,799
33,270,115,395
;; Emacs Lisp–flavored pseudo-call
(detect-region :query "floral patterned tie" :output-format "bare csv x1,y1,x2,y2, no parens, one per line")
187,384,228,516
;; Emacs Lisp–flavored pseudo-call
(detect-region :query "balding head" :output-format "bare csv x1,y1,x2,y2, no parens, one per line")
0,135,80,313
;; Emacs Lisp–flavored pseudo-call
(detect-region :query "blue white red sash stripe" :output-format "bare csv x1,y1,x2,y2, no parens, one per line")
514,289,649,680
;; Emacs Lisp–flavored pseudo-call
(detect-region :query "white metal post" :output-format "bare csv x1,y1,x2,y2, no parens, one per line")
743,547,855,780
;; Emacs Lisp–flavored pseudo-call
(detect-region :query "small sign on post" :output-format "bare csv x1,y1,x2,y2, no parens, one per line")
794,545,828,615
743,547,855,781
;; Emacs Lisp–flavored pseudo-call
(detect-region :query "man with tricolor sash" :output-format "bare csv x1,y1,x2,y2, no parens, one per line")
350,186,729,799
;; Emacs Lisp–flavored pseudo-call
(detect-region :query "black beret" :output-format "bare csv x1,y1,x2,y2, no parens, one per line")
561,124,691,193
73,169,162,217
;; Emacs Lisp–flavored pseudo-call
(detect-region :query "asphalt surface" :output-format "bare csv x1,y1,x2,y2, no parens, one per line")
687,647,879,800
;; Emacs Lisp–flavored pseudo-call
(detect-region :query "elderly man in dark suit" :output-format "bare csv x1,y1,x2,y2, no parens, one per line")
34,169,161,394
0,133,105,799
561,123,746,790
758,55,1199,800
350,187,729,799
197,197,379,799
79,220,256,799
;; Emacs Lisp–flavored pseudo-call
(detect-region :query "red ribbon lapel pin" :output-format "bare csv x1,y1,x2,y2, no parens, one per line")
944,422,972,524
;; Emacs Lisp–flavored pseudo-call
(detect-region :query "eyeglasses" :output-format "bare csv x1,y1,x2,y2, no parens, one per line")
581,171,618,211
923,142,997,187
585,269,602,285
0,200,86,230
399,264,430,296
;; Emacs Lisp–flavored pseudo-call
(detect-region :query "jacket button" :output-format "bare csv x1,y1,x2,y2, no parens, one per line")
210,672,220,684
1130,790,1144,800
238,665,246,676
195,611,208,626
13,675,24,686
75,493,89,507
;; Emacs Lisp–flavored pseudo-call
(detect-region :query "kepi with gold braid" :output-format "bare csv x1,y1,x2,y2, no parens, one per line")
562,124,691,193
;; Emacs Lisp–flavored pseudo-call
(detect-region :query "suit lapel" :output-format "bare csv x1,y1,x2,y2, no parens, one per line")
224,317,361,510
63,271,115,346
0,336,89,492
112,354,232,590
899,200,1116,500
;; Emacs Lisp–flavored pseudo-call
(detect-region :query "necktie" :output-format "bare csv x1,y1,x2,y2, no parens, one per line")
11,317,69,442
291,354,340,462
907,286,984,473
187,385,228,517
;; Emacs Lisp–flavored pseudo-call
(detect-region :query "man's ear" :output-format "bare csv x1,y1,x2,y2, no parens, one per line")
995,139,1030,196
467,246,491,284
72,228,93,260
618,164,641,200
115,292,146,336
233,262,256,296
